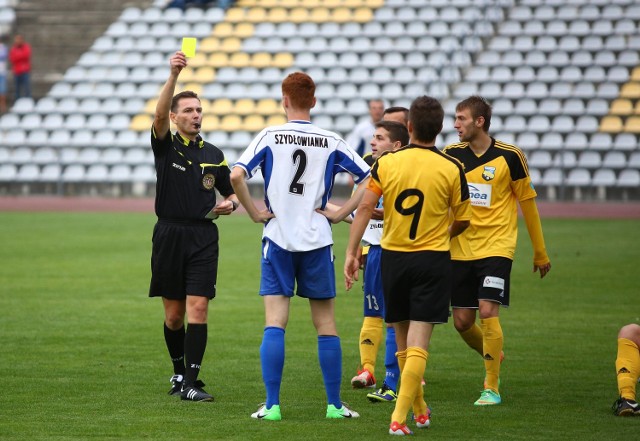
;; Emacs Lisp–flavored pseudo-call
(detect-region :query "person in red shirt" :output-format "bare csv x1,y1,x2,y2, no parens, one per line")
9,34,31,99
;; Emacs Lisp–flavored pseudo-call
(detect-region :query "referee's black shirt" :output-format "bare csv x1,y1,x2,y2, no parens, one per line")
151,128,234,221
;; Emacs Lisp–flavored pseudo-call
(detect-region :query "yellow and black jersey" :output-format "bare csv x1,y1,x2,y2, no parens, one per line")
368,144,472,252
443,138,537,261
362,152,375,167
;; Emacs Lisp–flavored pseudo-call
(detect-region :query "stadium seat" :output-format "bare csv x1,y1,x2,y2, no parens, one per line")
528,151,552,169
541,168,564,186
33,147,58,164
603,151,627,169
588,133,613,151
600,116,623,132
577,151,602,169
592,169,616,187
617,169,640,187
566,132,589,151
613,133,638,151
624,116,640,133
553,151,577,168
566,168,591,187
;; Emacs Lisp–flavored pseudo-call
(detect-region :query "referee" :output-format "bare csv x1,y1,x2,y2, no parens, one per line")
149,51,239,402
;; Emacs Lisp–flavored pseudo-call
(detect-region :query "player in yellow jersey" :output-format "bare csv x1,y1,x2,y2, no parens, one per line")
349,121,409,403
612,323,640,416
442,96,552,406
344,96,472,435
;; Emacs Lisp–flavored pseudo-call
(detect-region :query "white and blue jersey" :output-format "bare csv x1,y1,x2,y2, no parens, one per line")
235,120,371,252
361,196,383,247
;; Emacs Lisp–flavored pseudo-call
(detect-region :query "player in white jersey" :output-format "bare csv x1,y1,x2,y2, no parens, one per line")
231,72,370,421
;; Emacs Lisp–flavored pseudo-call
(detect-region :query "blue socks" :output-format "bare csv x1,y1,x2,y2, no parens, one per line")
318,335,342,407
260,326,285,408
384,327,400,392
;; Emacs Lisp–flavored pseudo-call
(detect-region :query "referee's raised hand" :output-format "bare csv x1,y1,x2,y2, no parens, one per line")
170,51,187,75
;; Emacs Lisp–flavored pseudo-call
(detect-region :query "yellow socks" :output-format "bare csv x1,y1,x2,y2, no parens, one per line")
396,349,406,373
391,347,428,425
359,316,384,374
616,338,640,400
481,317,503,393
460,323,484,356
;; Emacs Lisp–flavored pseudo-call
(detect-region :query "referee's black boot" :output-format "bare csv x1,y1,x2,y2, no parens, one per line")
168,374,183,396
180,380,214,402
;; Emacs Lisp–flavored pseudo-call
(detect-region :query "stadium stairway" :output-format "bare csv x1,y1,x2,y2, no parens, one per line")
12,0,153,100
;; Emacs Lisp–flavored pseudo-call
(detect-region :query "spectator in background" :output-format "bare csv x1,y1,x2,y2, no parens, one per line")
383,106,409,127
9,34,31,100
346,99,385,157
0,38,8,113
165,0,233,9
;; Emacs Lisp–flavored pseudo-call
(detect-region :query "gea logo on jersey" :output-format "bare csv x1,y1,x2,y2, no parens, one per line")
468,183,492,207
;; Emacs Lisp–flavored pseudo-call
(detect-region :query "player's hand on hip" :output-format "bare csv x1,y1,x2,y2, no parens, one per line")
251,209,275,225
534,261,551,279
370,207,384,220
315,207,342,224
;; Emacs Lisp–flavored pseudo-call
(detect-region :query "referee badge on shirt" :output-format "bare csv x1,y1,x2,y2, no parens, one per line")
202,173,216,190
482,166,496,181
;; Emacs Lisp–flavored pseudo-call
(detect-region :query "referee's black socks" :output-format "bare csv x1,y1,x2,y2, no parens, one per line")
184,323,208,387
164,323,186,376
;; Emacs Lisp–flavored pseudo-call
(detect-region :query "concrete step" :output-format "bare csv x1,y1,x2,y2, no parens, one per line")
11,0,153,99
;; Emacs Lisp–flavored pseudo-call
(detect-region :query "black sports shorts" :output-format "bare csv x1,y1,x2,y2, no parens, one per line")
381,249,452,324
450,257,512,309
149,219,219,299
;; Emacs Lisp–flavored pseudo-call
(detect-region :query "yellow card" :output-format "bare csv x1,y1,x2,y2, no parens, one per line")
181,37,197,58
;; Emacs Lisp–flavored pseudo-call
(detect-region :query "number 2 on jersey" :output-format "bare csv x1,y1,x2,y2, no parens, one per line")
394,189,424,240
289,149,307,195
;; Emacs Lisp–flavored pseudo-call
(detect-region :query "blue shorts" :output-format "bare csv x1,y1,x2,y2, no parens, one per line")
259,238,336,299
0,74,6,94
363,245,384,318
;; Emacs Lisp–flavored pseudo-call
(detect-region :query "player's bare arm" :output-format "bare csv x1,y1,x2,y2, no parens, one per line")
449,219,470,238
230,167,274,224
318,177,371,223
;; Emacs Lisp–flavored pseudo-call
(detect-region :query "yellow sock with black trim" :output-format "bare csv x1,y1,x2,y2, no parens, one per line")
481,317,503,393
460,323,484,356
391,347,427,425
359,317,384,374
616,338,640,400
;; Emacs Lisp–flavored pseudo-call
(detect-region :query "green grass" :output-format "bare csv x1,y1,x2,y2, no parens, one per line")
0,212,639,440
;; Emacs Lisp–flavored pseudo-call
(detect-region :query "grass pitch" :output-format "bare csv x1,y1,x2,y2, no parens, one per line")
0,211,638,440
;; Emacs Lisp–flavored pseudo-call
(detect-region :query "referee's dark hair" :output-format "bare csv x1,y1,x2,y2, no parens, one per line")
375,120,409,147
456,95,492,132
409,96,444,144
171,90,200,113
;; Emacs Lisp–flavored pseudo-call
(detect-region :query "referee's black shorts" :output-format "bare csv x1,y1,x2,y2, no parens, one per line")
149,219,219,300
381,249,452,324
